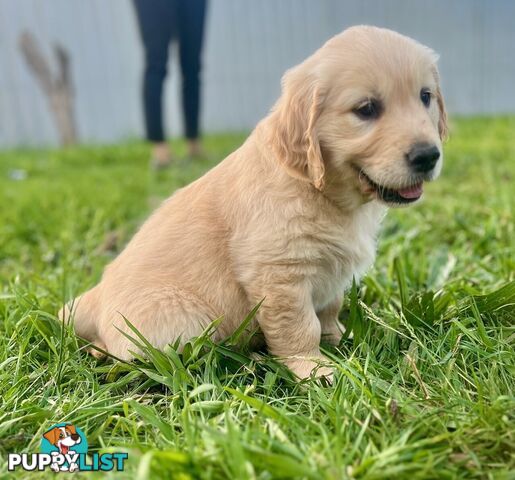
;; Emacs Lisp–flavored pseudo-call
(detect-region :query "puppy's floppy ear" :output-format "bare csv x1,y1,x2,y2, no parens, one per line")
43,428,60,445
436,85,448,141
270,66,325,190
432,66,448,141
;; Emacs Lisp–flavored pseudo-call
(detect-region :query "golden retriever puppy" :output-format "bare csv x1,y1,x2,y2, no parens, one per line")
62,26,447,379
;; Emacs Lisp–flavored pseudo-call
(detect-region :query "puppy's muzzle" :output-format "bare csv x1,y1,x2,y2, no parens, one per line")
407,143,440,173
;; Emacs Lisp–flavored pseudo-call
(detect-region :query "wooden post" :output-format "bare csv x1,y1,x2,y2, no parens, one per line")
19,31,78,146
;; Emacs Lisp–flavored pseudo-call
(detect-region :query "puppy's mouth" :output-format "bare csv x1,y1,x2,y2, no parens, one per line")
355,168,423,204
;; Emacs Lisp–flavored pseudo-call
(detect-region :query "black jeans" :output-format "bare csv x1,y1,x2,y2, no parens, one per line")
133,0,207,141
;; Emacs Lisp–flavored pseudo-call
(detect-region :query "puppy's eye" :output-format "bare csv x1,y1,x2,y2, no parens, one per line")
353,99,381,120
420,89,431,107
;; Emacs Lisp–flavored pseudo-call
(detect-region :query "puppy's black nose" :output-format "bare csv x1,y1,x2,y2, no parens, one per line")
407,143,440,173
71,434,80,441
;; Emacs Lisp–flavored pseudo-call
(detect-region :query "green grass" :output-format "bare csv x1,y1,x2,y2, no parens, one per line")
0,118,514,479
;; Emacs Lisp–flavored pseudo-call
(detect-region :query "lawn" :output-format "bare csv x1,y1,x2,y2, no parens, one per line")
0,117,513,479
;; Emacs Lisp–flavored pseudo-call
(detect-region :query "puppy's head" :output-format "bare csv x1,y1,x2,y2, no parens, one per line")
269,25,447,207
43,424,81,447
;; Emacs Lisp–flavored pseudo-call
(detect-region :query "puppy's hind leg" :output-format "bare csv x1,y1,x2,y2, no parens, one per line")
59,286,106,357
98,286,222,361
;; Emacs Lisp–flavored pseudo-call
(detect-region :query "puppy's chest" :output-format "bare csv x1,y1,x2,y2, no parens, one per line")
306,209,383,308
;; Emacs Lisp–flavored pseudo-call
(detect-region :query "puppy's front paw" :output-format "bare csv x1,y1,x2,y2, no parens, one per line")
88,341,107,359
320,318,345,346
284,354,333,382
321,331,343,346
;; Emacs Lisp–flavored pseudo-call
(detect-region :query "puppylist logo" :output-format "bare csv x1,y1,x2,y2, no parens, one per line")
8,423,128,473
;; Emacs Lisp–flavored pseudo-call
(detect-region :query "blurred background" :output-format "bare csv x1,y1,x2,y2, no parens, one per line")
1,0,514,148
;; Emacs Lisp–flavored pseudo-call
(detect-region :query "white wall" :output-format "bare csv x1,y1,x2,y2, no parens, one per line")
0,0,514,147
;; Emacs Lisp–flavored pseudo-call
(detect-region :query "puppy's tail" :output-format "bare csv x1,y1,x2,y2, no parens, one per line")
59,286,101,345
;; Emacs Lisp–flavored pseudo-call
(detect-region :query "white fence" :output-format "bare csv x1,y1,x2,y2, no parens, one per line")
0,0,514,147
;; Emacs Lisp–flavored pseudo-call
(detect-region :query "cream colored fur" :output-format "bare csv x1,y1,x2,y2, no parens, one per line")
61,26,446,379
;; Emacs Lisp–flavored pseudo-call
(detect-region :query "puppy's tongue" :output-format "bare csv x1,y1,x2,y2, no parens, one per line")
398,183,423,199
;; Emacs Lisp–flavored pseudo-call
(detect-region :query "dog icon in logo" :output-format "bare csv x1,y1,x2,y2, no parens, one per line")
42,424,82,472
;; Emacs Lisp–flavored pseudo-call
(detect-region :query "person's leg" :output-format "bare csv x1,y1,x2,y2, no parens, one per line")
178,0,207,157
133,0,175,165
